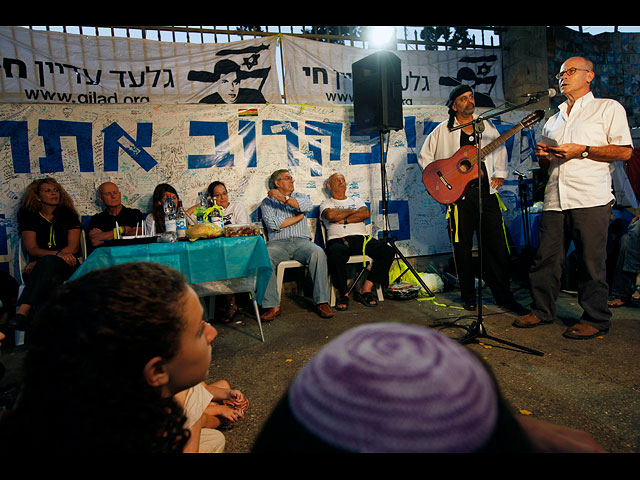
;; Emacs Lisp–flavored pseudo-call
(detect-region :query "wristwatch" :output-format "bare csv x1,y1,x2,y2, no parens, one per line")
283,195,290,203
581,146,590,158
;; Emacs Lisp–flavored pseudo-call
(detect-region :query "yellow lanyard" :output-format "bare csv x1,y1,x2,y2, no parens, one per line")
446,204,460,243
39,212,56,249
362,235,372,266
495,193,511,255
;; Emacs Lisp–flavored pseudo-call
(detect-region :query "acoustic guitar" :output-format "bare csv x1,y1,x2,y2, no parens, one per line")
422,110,545,205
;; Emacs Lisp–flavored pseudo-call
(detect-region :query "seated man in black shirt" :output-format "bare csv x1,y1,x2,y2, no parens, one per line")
88,182,144,248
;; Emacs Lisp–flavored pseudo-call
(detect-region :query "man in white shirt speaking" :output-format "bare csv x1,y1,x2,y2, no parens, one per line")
319,173,395,311
514,56,633,339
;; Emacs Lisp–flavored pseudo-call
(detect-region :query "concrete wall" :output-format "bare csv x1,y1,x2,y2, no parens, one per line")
501,26,550,110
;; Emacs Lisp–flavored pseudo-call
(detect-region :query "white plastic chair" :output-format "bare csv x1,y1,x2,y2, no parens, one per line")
276,260,305,299
13,229,86,345
261,225,306,300
14,239,28,346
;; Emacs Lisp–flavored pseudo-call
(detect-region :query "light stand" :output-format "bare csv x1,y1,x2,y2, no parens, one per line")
435,96,545,356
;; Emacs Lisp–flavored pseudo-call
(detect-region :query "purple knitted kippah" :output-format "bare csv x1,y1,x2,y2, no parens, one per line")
288,322,498,453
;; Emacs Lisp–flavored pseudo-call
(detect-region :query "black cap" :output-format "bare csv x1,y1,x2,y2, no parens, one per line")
446,84,473,108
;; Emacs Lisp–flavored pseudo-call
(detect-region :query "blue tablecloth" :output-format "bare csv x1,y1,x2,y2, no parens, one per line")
69,235,273,304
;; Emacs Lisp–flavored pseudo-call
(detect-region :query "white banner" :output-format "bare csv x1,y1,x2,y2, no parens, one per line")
0,27,281,104
282,35,504,107
0,102,538,277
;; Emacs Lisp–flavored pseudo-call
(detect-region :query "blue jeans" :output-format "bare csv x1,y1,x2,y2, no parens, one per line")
261,237,330,308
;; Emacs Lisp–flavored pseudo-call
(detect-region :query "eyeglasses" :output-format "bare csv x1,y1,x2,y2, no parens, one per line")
555,67,591,80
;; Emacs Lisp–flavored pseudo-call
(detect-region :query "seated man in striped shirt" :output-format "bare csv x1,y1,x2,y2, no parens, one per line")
259,169,334,321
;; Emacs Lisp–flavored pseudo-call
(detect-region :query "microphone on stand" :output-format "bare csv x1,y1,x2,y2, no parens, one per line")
513,169,527,179
520,88,556,98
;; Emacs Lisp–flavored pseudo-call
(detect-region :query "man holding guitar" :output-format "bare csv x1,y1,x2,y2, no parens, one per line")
418,84,521,312
514,56,633,339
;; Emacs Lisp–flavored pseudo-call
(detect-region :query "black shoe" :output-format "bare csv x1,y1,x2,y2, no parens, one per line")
497,299,526,314
464,302,477,311
8,313,29,331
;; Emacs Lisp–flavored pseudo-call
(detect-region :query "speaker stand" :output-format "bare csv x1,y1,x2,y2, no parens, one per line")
378,130,434,299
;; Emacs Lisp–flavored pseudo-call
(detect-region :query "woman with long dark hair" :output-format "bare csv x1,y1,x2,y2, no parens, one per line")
0,262,217,453
205,180,250,322
145,183,196,234
9,178,81,331
145,183,178,234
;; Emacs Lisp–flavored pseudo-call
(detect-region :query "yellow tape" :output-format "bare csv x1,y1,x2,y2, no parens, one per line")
286,103,316,113
495,193,511,255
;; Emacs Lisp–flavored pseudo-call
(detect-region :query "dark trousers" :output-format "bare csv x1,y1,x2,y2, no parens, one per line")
18,255,76,311
529,204,611,330
326,235,395,297
449,187,512,306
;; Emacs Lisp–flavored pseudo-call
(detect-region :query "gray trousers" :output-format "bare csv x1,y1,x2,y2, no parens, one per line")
529,203,612,330
261,237,330,308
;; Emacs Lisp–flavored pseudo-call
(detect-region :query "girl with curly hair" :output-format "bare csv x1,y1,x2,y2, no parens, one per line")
9,177,81,331
0,262,217,453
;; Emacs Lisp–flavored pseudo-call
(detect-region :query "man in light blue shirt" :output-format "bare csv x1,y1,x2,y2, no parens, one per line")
259,169,333,321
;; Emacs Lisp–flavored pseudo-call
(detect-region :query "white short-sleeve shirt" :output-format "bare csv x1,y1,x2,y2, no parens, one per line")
319,196,369,241
541,92,633,211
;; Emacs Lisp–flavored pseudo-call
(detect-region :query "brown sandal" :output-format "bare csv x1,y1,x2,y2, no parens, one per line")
607,298,627,308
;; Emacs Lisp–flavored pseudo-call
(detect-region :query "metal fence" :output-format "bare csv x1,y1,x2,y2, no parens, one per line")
21,25,504,50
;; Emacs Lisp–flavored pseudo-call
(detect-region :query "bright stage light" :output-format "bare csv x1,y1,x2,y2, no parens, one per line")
368,26,396,48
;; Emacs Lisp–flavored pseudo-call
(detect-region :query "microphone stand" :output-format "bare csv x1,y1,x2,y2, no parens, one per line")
437,95,544,356
514,170,531,248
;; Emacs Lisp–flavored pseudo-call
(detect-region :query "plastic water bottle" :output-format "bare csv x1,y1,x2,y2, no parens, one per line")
176,200,187,238
210,197,224,230
163,193,177,234
195,192,207,223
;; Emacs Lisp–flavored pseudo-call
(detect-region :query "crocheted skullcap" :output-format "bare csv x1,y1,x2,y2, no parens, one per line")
288,322,498,453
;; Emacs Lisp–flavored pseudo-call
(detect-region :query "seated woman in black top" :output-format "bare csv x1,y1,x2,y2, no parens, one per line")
9,177,81,331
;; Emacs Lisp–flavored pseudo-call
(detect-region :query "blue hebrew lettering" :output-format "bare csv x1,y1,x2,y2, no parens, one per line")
102,122,157,172
404,116,417,164
305,121,343,177
262,120,299,166
422,120,439,137
520,127,537,158
348,125,382,165
0,214,7,273
377,199,410,241
493,120,515,162
0,121,30,173
39,120,94,173
239,120,257,168
188,121,234,169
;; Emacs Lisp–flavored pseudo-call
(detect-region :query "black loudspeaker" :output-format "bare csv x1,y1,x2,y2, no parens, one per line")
352,50,404,134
